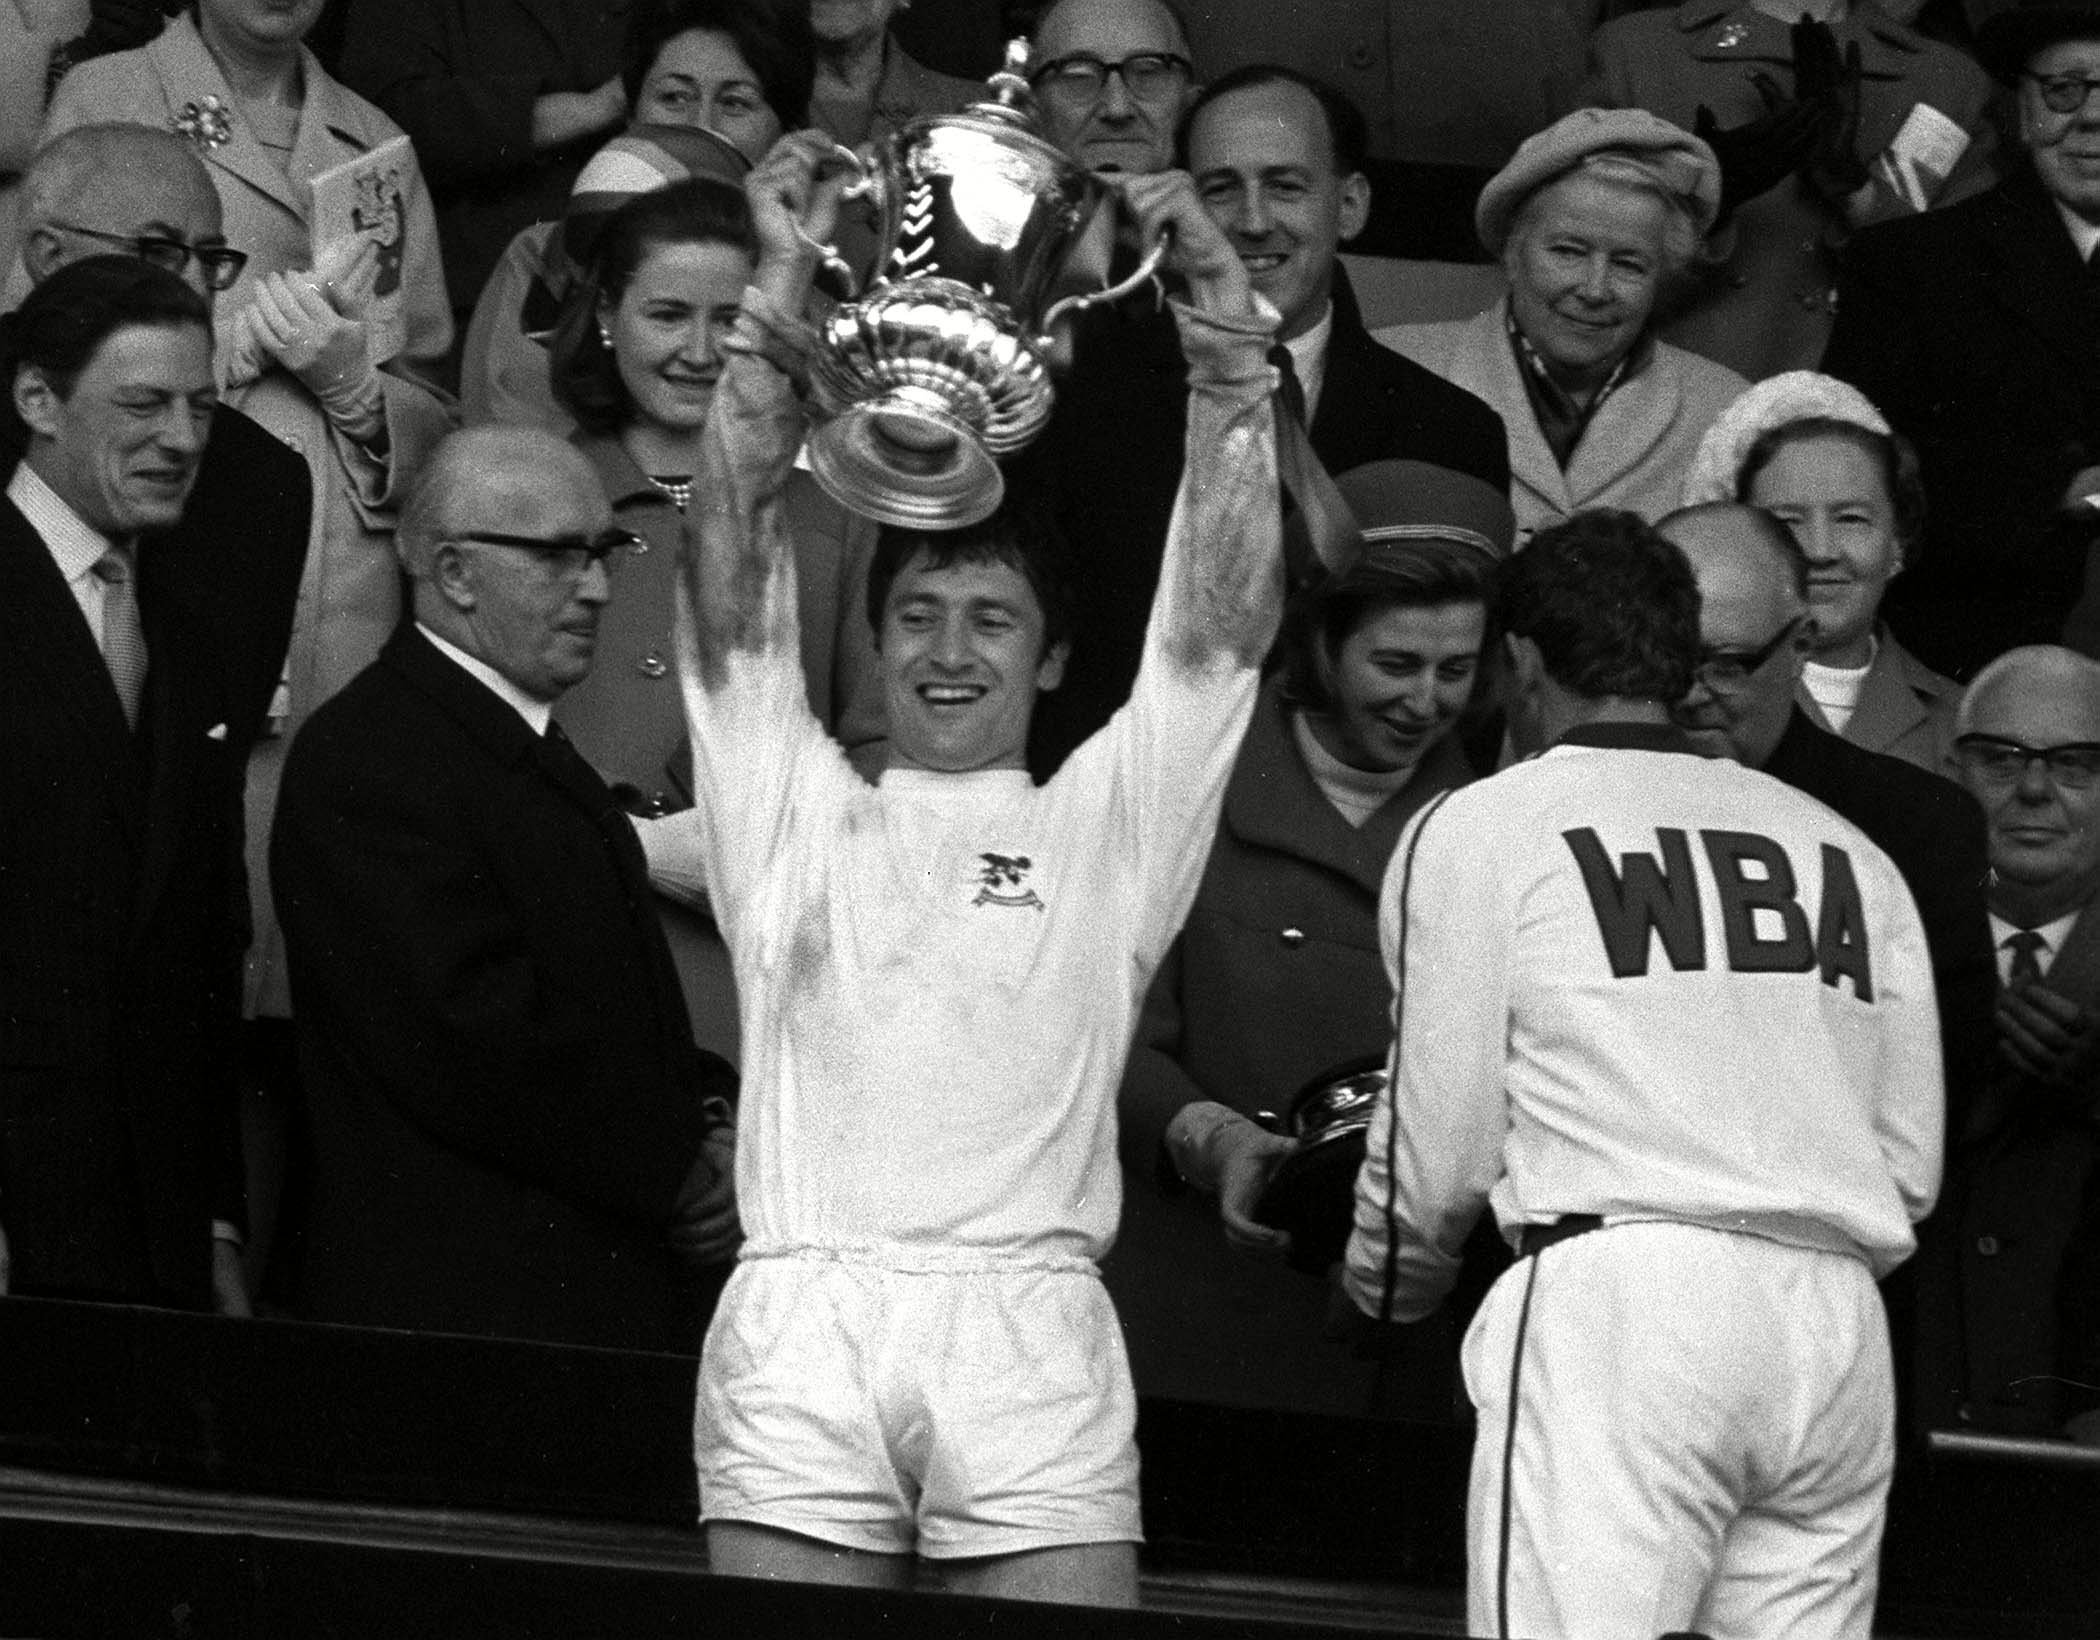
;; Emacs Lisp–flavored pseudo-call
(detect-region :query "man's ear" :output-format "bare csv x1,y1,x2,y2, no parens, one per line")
12,364,61,442
20,226,68,288
430,540,480,611
1337,170,1371,246
1036,638,1070,694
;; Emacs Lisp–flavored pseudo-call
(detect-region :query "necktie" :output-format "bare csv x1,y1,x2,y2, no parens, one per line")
1268,341,1308,428
2005,928,2047,986
1265,343,1358,594
91,545,147,728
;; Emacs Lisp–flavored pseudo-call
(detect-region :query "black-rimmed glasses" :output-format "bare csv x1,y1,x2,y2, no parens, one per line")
1028,51,1192,105
49,221,249,291
1953,733,2100,789
2025,72,2100,115
448,529,641,577
1694,616,1804,691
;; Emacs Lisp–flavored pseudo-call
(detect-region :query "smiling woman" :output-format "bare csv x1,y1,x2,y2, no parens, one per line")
1683,370,1961,776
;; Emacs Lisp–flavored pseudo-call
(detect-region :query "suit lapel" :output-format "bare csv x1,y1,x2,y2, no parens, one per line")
1455,307,1569,520
1308,268,1376,470
0,496,148,837
128,594,217,939
154,16,310,222
1975,171,2100,368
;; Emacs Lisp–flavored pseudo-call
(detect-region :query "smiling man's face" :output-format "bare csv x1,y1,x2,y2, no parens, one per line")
879,547,1068,773
1186,77,1369,343
2022,37,2100,223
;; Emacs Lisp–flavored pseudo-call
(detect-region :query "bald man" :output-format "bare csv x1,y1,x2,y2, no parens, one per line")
1665,501,1996,1434
1947,645,2100,1438
270,427,739,1350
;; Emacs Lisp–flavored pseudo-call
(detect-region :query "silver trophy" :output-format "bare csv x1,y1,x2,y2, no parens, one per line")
806,40,1167,529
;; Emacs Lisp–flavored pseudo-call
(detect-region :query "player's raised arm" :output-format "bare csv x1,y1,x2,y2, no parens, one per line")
678,132,848,686
1112,171,1286,677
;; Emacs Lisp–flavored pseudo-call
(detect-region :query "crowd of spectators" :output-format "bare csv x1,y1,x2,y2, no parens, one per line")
4,0,2100,1609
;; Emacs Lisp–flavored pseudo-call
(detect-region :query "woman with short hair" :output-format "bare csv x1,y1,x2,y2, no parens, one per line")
1375,108,1748,544
1684,369,1959,775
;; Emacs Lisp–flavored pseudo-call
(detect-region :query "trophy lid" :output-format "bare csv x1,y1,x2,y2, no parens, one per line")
891,37,1081,191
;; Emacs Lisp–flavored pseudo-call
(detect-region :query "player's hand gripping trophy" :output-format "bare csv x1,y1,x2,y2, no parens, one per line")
800,39,1168,528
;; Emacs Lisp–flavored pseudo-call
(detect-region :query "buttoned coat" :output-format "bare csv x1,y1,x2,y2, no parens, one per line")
1580,0,1997,380
1824,164,2100,680
1105,682,1476,1418
273,623,735,1352
1376,300,1747,543
0,487,248,1309
42,14,459,1019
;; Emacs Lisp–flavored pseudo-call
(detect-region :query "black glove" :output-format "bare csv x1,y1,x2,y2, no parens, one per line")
76,0,168,54
1693,71,1822,231
1793,18,1871,203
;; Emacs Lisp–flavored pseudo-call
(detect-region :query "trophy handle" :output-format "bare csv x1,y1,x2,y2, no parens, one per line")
793,143,882,299
1039,230,1169,334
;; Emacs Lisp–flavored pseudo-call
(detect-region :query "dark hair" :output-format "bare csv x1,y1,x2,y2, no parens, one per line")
1734,416,1927,569
549,176,757,436
625,0,815,129
1179,63,1369,178
866,503,1077,658
0,254,208,447
1500,508,1700,702
1279,541,1497,715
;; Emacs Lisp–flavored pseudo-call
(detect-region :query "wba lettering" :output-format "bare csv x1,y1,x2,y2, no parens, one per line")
1562,828,1874,999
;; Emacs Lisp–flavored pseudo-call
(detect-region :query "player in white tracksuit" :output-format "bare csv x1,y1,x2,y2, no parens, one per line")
1343,510,1943,1640
652,133,1289,1606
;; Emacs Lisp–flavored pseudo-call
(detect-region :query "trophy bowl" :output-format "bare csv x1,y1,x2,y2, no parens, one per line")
1253,1054,1390,1275
805,41,1164,530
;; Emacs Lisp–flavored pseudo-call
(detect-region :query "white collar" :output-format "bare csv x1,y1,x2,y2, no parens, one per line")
7,460,119,584
416,622,555,735
2056,199,2100,264
1988,908,2082,966
1281,301,1334,417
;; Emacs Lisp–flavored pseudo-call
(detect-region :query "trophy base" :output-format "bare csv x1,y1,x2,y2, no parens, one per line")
806,390,1006,530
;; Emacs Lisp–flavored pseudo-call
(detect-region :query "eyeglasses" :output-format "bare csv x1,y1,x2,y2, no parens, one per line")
448,528,641,577
1028,51,1192,106
1694,617,1803,691
2024,72,2100,115
1953,733,2100,789
48,221,249,291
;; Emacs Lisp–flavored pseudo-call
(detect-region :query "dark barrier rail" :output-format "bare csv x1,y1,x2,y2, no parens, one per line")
0,1300,2092,1637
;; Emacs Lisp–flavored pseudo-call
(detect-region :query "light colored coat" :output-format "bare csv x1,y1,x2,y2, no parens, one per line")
1802,626,1960,779
44,13,458,1017
1375,300,1747,543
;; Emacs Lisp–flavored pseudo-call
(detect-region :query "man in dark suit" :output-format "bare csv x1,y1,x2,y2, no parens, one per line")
0,256,248,1314
1013,51,1509,775
15,124,310,764
1666,502,1999,1435
1946,644,2100,1438
1822,0,2100,680
271,426,738,1353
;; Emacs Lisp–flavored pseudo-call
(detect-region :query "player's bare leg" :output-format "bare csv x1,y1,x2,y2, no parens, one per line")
706,1522,914,1590
942,1542,1139,1607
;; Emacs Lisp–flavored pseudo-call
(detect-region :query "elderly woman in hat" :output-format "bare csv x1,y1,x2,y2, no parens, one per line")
1375,108,1748,545
1107,459,1512,1422
1683,371,1961,775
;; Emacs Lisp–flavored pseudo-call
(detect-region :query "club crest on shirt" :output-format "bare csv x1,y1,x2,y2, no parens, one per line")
972,852,1045,912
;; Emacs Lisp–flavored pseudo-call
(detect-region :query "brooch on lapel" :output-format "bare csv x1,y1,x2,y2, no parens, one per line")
173,96,234,151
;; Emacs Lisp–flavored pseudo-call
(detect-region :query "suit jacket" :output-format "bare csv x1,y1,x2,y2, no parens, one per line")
337,0,627,309
1580,0,1997,380
0,486,248,1308
1377,300,1748,544
1104,684,1476,1419
1016,263,1510,777
273,624,735,1352
1824,164,2100,679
